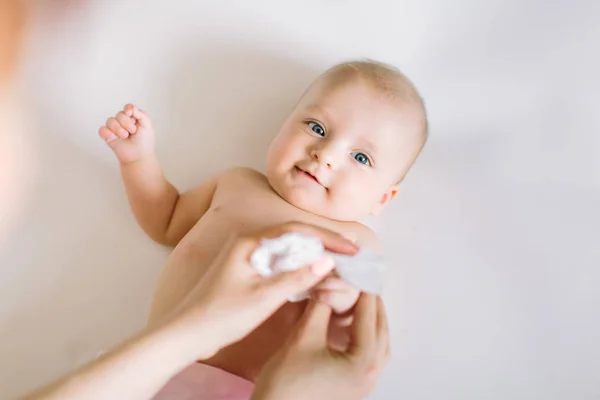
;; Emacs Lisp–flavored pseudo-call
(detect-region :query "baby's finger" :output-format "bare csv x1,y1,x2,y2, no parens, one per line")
105,117,129,139
313,290,343,312
314,276,348,291
116,111,137,134
98,126,118,144
313,289,357,315
124,103,150,127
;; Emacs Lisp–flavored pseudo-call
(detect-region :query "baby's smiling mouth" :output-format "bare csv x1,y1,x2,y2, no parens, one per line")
295,166,323,186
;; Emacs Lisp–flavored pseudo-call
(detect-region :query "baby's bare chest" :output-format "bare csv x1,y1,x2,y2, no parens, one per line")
184,176,344,254
176,170,369,270
155,171,364,380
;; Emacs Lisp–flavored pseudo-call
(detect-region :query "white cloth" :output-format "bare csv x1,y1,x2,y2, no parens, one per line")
250,233,385,301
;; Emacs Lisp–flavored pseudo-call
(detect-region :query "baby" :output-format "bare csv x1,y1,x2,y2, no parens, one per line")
99,60,427,386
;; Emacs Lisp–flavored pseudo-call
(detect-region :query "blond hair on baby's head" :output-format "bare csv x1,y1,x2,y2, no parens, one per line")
319,59,428,144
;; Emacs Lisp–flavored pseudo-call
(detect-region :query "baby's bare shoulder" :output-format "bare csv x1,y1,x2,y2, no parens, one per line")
207,167,266,191
211,167,271,201
347,222,381,253
217,167,266,183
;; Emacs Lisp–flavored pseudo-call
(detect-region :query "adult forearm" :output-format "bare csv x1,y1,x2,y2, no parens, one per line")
22,320,210,400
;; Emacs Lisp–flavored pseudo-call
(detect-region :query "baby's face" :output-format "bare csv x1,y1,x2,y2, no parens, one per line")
266,78,423,221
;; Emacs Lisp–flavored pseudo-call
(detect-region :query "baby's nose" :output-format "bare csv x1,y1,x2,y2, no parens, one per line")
311,145,338,169
312,151,332,168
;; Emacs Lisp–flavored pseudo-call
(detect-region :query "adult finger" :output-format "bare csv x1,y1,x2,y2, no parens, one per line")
216,233,332,281
264,255,335,302
376,297,390,364
347,293,377,359
228,222,358,265
288,299,332,348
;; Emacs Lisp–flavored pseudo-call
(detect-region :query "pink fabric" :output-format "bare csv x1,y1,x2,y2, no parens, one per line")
153,362,254,400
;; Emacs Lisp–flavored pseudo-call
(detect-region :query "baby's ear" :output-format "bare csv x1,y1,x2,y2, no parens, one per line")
370,184,399,215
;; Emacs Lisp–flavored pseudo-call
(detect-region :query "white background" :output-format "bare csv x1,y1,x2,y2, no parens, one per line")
1,0,598,398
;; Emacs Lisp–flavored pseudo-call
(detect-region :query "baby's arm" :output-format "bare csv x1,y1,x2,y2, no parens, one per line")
99,104,217,247
120,159,218,246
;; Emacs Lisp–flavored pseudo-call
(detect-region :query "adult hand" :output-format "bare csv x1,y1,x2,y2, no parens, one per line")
252,294,390,400
22,222,359,400
159,222,360,361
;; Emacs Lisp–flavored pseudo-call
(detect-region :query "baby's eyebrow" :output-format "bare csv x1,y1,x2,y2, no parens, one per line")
357,137,378,154
304,104,331,119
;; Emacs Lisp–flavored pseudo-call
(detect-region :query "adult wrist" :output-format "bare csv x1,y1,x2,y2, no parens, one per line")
150,311,222,366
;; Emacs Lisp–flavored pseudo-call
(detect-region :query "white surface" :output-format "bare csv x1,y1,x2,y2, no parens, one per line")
1,0,599,398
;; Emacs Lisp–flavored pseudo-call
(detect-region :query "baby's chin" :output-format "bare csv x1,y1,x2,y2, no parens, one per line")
266,170,370,222
276,185,366,222
286,192,331,217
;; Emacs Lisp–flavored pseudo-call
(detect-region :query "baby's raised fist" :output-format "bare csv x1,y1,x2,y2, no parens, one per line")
98,104,155,164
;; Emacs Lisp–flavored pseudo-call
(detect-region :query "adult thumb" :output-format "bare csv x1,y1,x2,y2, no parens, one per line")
289,299,333,347
265,255,335,302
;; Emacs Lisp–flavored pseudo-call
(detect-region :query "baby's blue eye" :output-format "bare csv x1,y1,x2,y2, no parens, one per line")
308,122,325,136
352,152,371,166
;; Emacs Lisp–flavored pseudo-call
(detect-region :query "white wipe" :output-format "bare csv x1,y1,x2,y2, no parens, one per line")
250,232,385,301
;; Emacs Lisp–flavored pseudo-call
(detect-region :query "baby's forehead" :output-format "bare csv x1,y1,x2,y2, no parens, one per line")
301,80,422,142
298,79,425,170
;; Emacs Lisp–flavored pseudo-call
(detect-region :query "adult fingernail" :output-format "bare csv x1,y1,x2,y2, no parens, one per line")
311,255,335,277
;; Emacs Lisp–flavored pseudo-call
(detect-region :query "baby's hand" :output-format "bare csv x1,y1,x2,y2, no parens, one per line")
312,275,360,315
312,275,359,351
98,104,155,164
